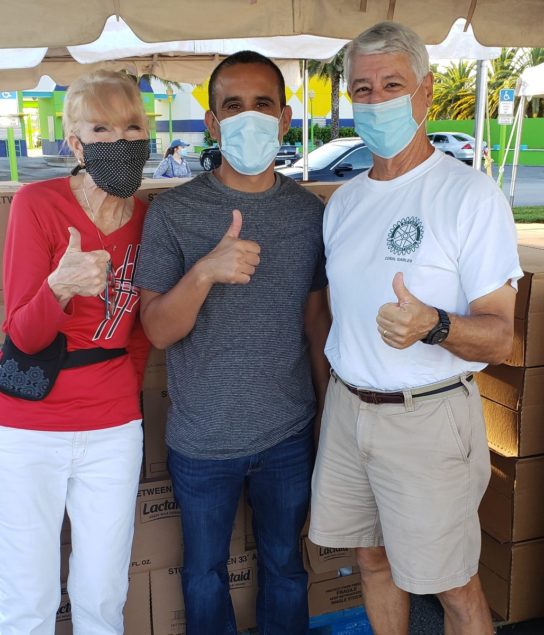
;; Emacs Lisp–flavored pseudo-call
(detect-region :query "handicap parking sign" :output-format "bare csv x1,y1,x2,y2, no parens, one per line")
499,89,515,102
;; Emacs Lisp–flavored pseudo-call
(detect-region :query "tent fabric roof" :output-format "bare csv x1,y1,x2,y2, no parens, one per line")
2,0,544,48
0,15,501,92
517,62,544,98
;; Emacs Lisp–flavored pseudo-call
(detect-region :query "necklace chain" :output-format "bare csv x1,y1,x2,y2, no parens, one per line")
80,180,123,320
81,180,125,251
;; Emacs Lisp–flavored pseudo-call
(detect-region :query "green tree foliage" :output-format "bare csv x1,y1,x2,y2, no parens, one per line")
486,48,519,118
429,61,476,120
429,48,544,121
308,47,346,139
283,125,356,145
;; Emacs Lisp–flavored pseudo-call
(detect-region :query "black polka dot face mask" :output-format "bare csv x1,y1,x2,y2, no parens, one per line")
78,138,150,198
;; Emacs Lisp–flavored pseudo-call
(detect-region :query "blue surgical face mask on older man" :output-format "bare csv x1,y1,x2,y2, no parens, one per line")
216,110,282,175
352,81,426,159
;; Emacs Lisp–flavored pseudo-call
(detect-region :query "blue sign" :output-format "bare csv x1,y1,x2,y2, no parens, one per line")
499,89,515,102
0,92,17,100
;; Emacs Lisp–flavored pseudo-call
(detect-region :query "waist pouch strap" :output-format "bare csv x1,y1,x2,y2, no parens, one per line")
63,347,127,369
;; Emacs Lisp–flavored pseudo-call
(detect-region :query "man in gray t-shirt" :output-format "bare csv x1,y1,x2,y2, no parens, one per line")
135,51,330,635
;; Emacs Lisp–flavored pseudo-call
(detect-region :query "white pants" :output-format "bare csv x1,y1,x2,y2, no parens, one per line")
0,420,143,635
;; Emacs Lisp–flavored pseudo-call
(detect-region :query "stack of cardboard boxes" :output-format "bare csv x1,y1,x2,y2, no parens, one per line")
476,245,544,623
4,176,544,630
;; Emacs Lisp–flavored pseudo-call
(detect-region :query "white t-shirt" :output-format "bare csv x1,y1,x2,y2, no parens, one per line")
324,150,523,390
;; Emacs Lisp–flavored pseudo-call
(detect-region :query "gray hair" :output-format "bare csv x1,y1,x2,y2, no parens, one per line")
345,22,429,87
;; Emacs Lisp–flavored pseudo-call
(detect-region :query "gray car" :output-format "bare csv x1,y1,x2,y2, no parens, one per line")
427,132,488,165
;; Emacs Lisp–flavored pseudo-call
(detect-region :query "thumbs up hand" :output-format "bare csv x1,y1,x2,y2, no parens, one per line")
198,209,261,285
376,272,439,349
48,227,111,306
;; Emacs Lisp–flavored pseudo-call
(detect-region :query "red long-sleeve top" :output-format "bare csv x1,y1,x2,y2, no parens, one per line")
0,177,150,431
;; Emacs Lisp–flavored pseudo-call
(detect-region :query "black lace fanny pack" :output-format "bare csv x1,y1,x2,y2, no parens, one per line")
0,333,127,401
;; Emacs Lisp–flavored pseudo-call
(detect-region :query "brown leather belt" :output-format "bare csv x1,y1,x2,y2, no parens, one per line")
332,370,473,405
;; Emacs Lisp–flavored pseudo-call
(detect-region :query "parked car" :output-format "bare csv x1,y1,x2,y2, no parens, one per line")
274,144,301,166
200,145,221,171
199,144,302,171
275,137,373,182
427,132,488,164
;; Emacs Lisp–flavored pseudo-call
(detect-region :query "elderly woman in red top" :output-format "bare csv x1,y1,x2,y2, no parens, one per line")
0,70,150,634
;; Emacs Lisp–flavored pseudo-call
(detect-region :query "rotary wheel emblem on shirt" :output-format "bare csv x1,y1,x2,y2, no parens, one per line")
386,217,424,256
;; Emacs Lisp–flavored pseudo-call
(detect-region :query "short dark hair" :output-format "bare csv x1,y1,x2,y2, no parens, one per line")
208,50,286,114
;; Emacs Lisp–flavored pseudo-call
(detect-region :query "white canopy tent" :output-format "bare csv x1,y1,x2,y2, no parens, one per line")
0,3,537,181
0,16,350,90
506,62,544,205
2,0,544,47
0,14,502,179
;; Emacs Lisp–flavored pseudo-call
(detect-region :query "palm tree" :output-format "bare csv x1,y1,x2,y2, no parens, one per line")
429,61,475,120
487,48,519,118
308,47,346,139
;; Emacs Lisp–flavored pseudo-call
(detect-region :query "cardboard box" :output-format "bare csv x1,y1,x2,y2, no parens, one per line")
303,537,358,582
131,479,183,573
142,387,170,479
480,396,544,458
60,543,71,583
479,451,544,543
308,573,363,617
476,364,544,457
125,572,152,635
505,246,544,367
479,532,544,623
150,550,258,635
54,573,151,635
55,585,72,635
60,512,71,546
131,479,246,573
298,181,342,205
142,346,167,391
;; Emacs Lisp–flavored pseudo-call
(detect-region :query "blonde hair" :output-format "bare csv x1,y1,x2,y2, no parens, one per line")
63,70,149,141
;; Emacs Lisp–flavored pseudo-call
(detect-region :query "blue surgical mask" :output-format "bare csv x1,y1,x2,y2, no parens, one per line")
216,110,282,175
352,82,426,159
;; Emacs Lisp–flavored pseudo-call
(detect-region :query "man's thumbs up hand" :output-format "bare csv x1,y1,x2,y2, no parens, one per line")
392,272,415,307
376,272,440,349
198,209,261,285
225,209,243,239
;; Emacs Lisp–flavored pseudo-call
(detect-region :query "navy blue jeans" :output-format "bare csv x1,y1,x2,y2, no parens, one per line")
168,423,314,635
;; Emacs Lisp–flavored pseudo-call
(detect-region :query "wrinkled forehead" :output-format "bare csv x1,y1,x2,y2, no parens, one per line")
349,51,416,86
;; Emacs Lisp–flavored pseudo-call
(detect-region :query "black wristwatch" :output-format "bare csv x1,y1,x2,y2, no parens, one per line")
421,308,450,345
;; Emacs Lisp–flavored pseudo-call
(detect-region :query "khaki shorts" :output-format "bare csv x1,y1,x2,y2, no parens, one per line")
309,373,491,595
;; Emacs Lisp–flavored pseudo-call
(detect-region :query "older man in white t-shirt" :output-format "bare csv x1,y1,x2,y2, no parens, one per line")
309,21,523,635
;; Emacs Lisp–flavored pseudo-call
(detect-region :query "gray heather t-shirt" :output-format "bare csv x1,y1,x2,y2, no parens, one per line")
135,172,326,459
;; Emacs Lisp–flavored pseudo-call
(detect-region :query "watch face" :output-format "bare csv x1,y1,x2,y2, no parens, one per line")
431,328,449,344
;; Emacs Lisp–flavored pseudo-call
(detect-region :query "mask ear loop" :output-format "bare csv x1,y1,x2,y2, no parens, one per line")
210,111,223,150
71,135,86,175
71,161,85,176
410,78,430,131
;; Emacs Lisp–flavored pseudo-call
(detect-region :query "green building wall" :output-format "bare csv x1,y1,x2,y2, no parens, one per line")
426,118,544,166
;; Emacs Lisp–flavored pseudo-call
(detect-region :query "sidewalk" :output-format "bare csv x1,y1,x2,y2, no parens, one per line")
517,223,544,249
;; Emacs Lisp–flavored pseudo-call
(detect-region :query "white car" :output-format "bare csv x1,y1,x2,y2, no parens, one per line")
427,132,488,164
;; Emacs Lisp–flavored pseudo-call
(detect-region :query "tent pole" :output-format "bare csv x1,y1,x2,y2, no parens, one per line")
509,95,526,208
473,60,487,171
302,60,309,182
